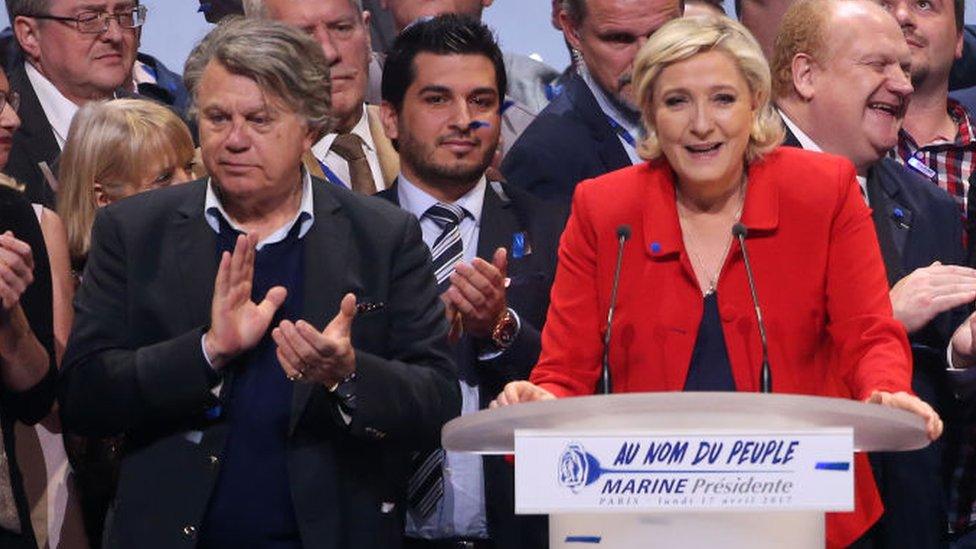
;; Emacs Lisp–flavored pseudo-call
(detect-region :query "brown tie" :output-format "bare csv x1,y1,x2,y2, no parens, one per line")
330,133,376,195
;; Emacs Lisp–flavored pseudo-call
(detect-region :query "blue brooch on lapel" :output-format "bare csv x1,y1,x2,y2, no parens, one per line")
511,231,532,259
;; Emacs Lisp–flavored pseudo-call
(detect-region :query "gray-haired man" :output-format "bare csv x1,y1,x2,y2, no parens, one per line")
59,17,459,548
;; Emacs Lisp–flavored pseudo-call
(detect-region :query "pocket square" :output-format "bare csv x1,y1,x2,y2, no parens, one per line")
356,301,385,314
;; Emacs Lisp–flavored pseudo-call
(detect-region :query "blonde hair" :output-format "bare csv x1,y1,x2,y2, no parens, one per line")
57,98,195,263
633,15,784,163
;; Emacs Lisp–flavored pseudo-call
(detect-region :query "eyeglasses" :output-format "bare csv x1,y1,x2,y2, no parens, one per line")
0,91,21,115
29,5,148,34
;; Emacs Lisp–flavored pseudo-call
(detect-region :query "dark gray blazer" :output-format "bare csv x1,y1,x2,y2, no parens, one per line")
59,178,460,548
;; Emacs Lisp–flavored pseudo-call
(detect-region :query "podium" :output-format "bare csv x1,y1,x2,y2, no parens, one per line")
442,392,929,548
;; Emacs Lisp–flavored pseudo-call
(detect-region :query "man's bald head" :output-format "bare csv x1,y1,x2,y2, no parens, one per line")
772,0,913,174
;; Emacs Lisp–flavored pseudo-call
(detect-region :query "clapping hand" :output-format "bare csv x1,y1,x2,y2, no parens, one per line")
444,247,508,339
0,231,34,313
203,234,288,370
890,262,976,334
272,293,357,387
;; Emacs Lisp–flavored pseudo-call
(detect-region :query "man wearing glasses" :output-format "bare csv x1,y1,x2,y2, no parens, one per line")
4,0,145,207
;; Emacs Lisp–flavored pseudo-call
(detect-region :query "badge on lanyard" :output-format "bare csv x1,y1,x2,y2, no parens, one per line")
907,156,937,180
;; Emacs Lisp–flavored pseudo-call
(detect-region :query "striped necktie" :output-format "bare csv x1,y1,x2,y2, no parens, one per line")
425,202,466,291
407,202,467,519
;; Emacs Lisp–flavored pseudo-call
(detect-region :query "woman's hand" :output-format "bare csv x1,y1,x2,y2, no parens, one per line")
490,381,556,408
0,231,35,312
865,390,943,441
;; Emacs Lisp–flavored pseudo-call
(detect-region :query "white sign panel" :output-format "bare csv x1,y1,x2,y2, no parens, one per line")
514,429,853,514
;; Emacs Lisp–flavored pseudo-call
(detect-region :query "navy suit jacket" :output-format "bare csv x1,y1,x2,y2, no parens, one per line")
951,25,976,91
951,85,976,126
500,73,631,206
377,179,561,548
59,178,460,548
783,127,963,547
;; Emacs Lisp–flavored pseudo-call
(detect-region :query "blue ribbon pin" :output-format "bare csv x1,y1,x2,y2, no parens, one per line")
512,232,529,259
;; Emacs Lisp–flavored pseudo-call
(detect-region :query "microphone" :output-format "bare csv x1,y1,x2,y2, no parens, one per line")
732,223,772,393
601,225,631,394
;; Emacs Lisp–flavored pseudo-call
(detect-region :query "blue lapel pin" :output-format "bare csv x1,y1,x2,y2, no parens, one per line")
892,207,910,229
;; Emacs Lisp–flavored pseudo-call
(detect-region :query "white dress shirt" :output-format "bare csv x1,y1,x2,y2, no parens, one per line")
398,174,490,540
779,109,869,204
25,63,79,149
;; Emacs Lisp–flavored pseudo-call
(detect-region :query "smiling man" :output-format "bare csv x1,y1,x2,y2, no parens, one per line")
376,15,561,548
879,0,976,241
4,0,142,206
773,0,976,545
59,18,459,548
245,0,401,193
500,0,682,206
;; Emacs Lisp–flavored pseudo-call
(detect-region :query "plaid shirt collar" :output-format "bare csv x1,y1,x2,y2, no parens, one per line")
899,98,976,151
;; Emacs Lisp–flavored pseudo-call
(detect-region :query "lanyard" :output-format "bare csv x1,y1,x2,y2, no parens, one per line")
317,158,348,188
605,115,637,148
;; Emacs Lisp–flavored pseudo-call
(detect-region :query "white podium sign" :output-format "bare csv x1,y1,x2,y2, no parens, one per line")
514,429,853,514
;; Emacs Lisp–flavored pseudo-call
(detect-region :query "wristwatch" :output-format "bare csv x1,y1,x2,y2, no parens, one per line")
491,308,520,350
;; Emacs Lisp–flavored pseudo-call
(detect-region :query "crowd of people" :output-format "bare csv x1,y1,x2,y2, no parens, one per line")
0,0,972,547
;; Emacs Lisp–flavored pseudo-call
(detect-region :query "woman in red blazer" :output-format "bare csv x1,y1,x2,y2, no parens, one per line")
493,15,942,548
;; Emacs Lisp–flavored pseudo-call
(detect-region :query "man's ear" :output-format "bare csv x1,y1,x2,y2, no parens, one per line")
379,101,399,142
791,53,817,101
362,9,373,52
13,16,42,64
560,11,583,52
955,30,964,60
303,123,316,153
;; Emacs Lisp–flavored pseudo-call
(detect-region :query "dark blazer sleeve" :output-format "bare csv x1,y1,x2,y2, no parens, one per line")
345,213,460,448
0,186,56,425
501,133,569,203
950,25,976,91
59,206,217,437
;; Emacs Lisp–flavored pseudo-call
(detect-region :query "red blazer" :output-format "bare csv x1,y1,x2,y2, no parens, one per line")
530,147,912,548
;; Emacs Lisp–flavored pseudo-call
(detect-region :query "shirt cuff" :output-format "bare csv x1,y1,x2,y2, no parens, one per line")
330,373,358,425
200,333,223,397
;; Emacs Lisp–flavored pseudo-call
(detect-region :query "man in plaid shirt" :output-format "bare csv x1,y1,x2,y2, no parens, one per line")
881,0,976,543
887,0,975,219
